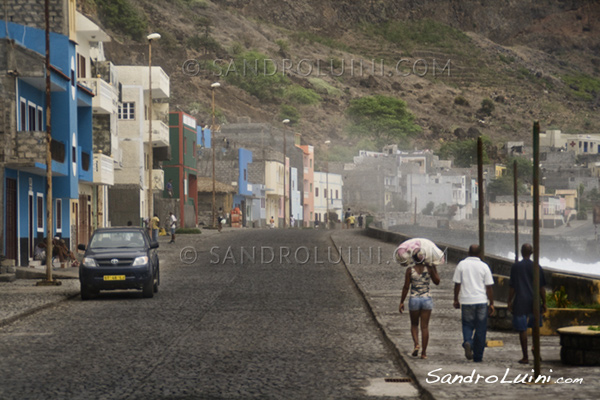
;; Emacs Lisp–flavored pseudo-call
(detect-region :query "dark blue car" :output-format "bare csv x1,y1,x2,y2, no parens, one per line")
78,227,159,300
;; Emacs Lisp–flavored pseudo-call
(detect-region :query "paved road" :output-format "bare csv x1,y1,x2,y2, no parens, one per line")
0,229,415,399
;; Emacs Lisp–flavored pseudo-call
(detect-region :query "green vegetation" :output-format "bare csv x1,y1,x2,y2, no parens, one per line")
290,31,350,52
547,286,571,309
284,85,321,105
95,0,148,40
477,98,495,118
308,78,343,97
362,19,470,53
454,96,470,107
275,39,289,53
346,95,421,146
589,326,600,331
498,54,515,64
187,34,222,53
175,228,202,234
563,73,600,101
422,201,434,215
278,105,301,125
223,50,291,102
438,136,492,168
319,138,379,163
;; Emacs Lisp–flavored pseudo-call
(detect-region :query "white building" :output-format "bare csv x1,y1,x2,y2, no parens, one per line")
109,65,170,225
541,129,600,155
75,12,117,242
314,171,343,223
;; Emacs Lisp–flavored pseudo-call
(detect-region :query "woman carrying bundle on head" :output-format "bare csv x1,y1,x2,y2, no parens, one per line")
395,238,444,359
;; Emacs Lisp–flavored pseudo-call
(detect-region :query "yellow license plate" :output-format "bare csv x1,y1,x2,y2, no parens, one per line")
103,275,126,281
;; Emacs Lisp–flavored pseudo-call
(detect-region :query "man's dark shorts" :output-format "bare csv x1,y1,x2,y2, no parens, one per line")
513,313,543,331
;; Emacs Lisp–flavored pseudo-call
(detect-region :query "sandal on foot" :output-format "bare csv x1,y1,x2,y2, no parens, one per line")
421,354,428,359
412,347,419,357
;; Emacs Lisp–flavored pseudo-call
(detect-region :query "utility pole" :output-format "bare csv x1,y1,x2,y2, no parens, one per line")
532,121,542,378
39,0,57,286
477,137,485,258
513,160,519,263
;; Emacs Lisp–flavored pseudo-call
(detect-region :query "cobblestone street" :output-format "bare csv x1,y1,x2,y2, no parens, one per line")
0,229,415,399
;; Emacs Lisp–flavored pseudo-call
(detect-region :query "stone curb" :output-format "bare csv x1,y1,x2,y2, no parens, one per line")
328,233,435,400
0,291,80,329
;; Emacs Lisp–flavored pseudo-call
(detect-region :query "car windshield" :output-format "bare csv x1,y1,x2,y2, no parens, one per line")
88,231,146,249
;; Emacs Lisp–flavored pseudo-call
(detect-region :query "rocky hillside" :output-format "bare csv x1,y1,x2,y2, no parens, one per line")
82,0,600,160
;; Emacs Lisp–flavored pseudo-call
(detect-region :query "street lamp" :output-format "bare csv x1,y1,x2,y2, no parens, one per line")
282,119,290,228
211,82,221,228
147,32,160,229
325,140,331,228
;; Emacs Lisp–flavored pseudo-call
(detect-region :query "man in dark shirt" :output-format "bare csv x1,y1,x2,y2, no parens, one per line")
508,243,547,364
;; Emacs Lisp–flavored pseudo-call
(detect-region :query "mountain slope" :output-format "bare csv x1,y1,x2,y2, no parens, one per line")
84,0,600,159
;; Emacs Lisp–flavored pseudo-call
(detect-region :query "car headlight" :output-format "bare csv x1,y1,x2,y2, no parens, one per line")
83,257,97,267
132,256,149,266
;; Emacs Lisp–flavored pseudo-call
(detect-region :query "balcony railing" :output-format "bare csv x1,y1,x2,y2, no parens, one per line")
93,153,114,186
143,120,169,147
79,77,119,114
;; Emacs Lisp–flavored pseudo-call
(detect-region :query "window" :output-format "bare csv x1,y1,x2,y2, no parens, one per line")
56,199,62,233
29,104,36,130
20,98,27,130
118,102,135,120
77,54,86,79
336,190,339,199
37,194,44,232
37,106,44,131
243,169,247,181
184,137,187,155
315,187,319,197
324,188,327,198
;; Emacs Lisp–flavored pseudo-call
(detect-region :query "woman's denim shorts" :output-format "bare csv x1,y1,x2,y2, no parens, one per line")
408,296,433,311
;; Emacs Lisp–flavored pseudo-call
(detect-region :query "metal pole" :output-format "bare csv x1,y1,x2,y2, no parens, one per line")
326,160,329,229
147,39,153,230
532,121,541,378
211,88,216,228
513,160,519,263
43,0,53,283
477,137,485,258
283,128,286,228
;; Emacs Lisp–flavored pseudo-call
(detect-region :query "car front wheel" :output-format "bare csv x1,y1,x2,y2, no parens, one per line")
142,276,154,298
81,284,93,300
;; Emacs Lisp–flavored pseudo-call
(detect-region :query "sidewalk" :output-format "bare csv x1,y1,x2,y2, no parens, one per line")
331,229,599,399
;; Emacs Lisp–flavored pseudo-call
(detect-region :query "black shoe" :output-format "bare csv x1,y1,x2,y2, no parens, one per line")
464,343,473,360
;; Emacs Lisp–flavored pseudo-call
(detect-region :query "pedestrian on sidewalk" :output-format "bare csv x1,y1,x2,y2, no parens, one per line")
151,214,160,242
168,212,177,243
453,244,495,362
399,249,441,359
507,243,547,364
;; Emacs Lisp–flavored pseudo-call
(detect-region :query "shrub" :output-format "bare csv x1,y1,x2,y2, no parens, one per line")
187,34,222,53
308,78,343,97
454,96,470,106
95,0,148,41
278,105,300,125
223,50,290,102
477,98,495,117
284,85,321,105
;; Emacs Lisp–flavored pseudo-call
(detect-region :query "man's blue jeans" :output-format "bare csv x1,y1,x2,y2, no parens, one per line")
461,303,488,362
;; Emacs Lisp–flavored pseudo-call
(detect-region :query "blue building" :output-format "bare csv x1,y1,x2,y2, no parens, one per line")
1,16,93,265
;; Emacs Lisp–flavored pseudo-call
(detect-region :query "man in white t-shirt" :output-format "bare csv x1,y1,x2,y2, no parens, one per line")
453,244,495,362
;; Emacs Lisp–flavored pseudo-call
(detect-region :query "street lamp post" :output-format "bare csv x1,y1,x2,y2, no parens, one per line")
147,33,160,229
282,119,290,228
211,82,221,228
325,140,331,228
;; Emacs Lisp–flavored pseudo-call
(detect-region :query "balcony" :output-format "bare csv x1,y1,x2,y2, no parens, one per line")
79,78,118,114
143,120,170,148
115,66,169,99
5,131,67,176
93,153,115,186
151,169,164,190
